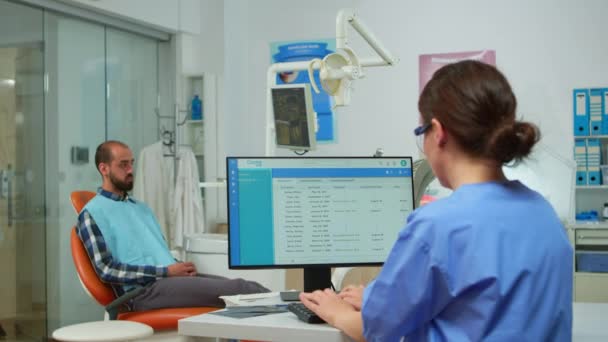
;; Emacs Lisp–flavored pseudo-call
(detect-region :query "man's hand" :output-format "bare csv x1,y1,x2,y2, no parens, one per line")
168,262,197,277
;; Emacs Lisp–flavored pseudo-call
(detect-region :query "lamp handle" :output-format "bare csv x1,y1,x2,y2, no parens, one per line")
307,58,323,94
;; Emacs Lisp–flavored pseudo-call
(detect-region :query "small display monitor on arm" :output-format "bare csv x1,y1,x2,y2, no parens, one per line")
271,84,317,151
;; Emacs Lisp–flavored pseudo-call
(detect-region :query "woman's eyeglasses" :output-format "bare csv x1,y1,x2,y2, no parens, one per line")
414,122,432,136
414,122,432,152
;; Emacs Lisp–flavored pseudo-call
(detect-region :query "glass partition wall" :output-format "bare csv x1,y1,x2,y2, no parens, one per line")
106,27,160,154
44,12,107,334
44,11,165,337
0,2,46,340
0,0,168,339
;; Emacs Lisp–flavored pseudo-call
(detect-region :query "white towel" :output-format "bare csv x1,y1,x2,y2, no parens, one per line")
133,141,174,241
173,146,205,248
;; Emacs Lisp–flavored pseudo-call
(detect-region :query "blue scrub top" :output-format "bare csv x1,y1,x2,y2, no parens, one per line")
362,180,573,341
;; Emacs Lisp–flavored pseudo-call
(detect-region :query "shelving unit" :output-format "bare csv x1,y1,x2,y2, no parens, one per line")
572,131,608,301
576,135,608,139
576,185,608,190
571,88,608,302
178,73,225,233
181,75,205,173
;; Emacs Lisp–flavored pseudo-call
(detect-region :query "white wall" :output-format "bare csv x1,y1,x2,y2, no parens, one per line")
181,0,224,75
224,0,608,161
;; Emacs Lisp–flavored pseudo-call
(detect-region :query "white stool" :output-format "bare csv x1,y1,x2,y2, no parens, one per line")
53,320,153,341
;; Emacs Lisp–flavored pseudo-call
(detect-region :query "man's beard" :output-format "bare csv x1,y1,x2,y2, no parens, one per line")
109,171,134,192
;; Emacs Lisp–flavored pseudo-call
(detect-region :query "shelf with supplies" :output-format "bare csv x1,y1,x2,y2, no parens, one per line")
571,221,608,229
575,135,608,139
576,185,608,190
184,119,204,157
573,88,608,214
183,75,205,158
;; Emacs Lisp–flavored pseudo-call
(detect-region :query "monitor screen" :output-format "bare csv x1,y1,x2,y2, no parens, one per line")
271,84,317,151
226,157,415,291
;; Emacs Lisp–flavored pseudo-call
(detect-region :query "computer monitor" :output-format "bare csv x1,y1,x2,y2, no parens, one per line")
271,84,317,151
226,157,415,292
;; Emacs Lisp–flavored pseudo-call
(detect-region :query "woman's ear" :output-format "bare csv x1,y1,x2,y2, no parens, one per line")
431,118,448,147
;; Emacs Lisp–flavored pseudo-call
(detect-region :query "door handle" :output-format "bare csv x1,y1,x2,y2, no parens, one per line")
1,168,13,227
7,170,11,227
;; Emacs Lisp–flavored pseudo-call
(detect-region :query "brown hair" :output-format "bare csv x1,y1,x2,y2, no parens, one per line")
418,60,539,164
94,140,129,173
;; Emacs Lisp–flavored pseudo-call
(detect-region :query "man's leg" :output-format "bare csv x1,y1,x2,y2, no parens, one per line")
132,275,269,311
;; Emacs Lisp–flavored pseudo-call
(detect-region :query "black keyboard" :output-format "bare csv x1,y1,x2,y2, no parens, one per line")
287,302,325,324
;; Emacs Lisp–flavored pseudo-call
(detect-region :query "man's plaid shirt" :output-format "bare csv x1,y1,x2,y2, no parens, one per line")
76,188,168,296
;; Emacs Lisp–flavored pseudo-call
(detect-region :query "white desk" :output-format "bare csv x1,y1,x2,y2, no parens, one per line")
179,302,608,342
179,311,351,342
573,302,608,341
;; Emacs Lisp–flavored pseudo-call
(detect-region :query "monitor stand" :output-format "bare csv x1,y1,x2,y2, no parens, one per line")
303,267,332,292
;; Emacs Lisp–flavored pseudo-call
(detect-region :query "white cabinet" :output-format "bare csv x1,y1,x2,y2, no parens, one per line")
568,224,608,302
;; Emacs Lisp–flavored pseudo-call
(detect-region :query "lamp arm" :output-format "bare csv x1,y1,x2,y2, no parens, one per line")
336,8,355,49
336,8,398,66
359,57,395,68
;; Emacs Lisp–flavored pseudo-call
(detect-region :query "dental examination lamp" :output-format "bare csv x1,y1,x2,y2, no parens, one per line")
265,8,399,155
308,9,398,107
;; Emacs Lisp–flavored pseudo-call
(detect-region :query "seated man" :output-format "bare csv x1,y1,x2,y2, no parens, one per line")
76,140,268,310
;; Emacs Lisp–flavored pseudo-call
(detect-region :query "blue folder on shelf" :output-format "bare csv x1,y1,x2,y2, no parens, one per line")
573,89,590,136
587,138,601,185
574,139,587,186
590,88,603,135
602,88,608,135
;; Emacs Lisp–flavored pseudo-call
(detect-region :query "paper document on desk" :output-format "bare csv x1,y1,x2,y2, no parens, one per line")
211,305,288,319
220,292,282,307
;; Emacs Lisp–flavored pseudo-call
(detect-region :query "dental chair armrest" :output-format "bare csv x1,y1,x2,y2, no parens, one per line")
105,287,146,320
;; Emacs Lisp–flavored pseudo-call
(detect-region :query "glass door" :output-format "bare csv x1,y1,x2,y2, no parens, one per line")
43,11,106,332
0,1,46,340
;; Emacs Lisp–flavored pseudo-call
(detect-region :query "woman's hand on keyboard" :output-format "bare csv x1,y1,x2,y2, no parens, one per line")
300,289,365,342
338,285,365,311
299,289,355,326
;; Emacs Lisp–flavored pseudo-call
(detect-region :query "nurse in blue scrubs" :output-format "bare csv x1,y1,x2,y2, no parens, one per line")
300,60,573,342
